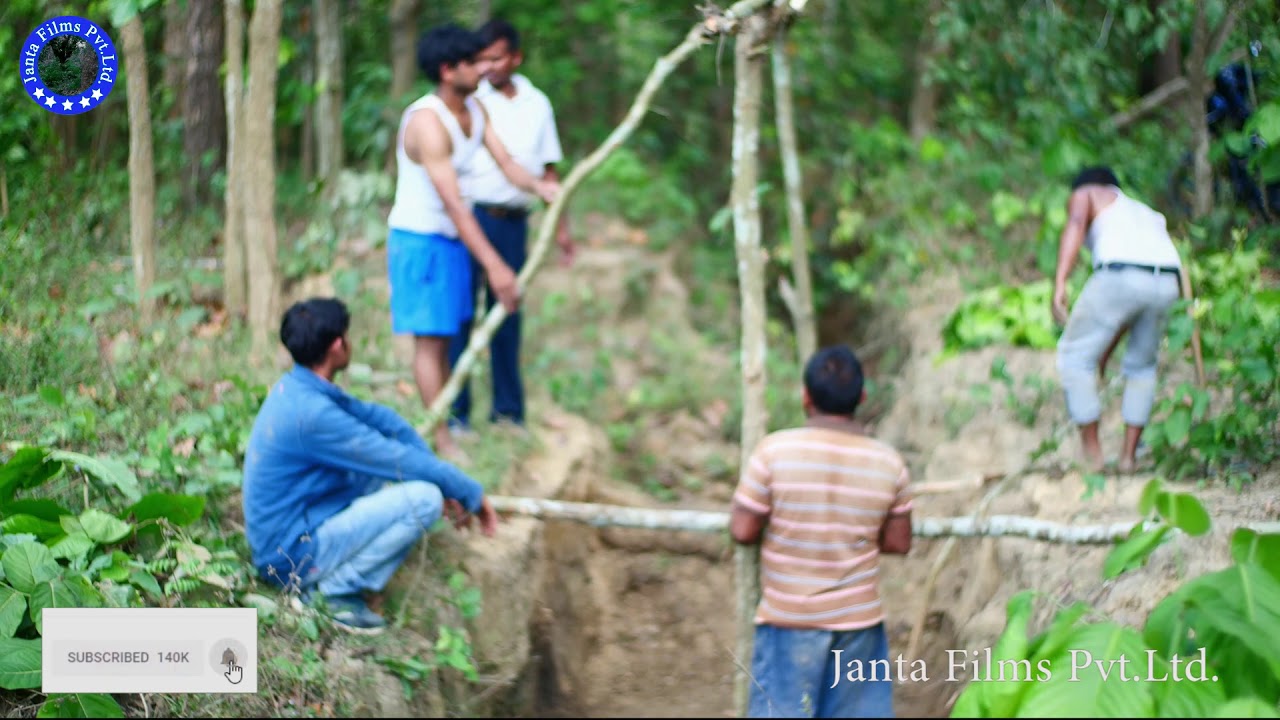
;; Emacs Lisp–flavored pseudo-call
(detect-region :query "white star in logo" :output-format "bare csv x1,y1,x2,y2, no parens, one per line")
80,96,91,108
62,100,73,111
34,88,44,98
45,96,55,108
91,89,103,100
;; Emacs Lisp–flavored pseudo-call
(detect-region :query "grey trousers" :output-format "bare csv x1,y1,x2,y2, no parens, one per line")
1056,267,1181,426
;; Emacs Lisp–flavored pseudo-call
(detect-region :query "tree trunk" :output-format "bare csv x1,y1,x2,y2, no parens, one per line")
244,0,284,357
730,14,769,718
771,29,817,366
121,16,157,324
1187,0,1213,219
386,0,420,174
313,0,344,200
223,0,248,318
184,0,227,211
162,0,187,115
908,0,947,141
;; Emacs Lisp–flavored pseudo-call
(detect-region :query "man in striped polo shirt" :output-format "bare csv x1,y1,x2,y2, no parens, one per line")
731,345,913,718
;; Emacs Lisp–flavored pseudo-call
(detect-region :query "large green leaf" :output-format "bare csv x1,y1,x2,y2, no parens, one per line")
1212,697,1280,717
0,584,26,638
1182,565,1280,666
978,590,1037,717
1144,592,1193,660
1015,622,1155,717
37,694,125,719
1150,665,1225,717
1104,524,1171,579
62,509,132,545
29,578,78,635
1155,492,1211,536
1028,602,1091,662
1231,529,1280,583
0,637,41,689
1,514,64,540
47,532,96,562
0,448,61,503
126,493,206,527
2,542,60,594
45,451,141,502
2,500,71,523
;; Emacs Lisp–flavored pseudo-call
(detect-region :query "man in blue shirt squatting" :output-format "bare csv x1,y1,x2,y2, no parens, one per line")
242,297,498,634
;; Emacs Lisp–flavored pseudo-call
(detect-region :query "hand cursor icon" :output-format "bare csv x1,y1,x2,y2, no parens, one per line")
224,662,243,685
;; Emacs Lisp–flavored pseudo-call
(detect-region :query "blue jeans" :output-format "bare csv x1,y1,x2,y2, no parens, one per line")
748,623,894,718
1056,267,1181,426
308,479,443,598
448,207,528,426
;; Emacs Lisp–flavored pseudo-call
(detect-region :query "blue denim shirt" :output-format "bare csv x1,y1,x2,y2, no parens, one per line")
241,365,483,588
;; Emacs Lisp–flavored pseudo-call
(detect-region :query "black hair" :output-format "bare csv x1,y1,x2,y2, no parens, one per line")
477,18,521,52
804,345,865,416
417,23,485,84
280,297,350,367
1071,166,1121,190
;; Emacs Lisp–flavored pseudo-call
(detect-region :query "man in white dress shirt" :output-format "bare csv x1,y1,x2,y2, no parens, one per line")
448,18,575,433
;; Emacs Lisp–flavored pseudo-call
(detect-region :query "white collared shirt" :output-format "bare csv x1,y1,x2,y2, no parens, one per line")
468,74,564,208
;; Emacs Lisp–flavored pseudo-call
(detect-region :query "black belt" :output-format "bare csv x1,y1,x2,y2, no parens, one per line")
1094,262,1180,276
475,203,529,220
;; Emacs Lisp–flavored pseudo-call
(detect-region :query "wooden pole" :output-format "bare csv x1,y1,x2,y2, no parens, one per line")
729,12,770,716
484,495,1280,541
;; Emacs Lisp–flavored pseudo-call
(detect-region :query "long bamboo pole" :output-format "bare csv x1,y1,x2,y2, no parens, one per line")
486,495,1280,542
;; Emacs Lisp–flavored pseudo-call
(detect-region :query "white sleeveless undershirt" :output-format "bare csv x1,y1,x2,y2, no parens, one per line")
387,93,486,237
1085,186,1182,269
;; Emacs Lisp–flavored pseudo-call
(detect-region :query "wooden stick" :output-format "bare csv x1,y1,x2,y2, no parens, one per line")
1178,259,1207,387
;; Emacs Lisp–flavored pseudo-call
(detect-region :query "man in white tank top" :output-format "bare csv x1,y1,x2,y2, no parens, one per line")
386,24,559,460
1052,166,1183,473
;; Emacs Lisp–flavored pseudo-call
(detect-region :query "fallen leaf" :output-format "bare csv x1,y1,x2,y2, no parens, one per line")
396,380,416,398
77,383,98,400
700,399,729,429
627,229,650,245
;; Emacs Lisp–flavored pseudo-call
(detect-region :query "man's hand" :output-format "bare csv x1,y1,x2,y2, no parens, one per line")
487,261,521,313
476,497,499,537
535,179,560,205
444,498,470,531
556,226,576,268
1051,283,1070,327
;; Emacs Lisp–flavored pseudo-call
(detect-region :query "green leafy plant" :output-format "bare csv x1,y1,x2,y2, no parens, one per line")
0,447,223,717
950,479,1280,718
940,279,1075,358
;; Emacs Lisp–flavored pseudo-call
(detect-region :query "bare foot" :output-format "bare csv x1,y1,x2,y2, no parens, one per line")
1117,457,1137,475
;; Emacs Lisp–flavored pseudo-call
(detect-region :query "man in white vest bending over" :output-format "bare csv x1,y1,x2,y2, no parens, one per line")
1052,166,1183,474
386,23,559,459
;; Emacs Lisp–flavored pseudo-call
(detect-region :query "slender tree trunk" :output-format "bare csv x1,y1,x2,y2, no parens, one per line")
121,16,157,324
771,29,817,365
162,0,187,116
908,0,947,141
314,0,344,200
244,0,284,357
386,0,421,174
1187,0,1213,218
223,0,248,318
731,14,769,718
184,0,227,212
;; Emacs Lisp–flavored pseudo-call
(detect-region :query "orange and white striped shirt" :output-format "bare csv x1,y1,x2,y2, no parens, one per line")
732,416,912,631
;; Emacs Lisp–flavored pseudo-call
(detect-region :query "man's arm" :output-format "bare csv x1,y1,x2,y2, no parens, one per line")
542,164,575,265
479,103,558,204
1052,189,1092,325
879,465,913,555
342,396,430,452
305,403,485,513
405,109,520,312
730,501,768,544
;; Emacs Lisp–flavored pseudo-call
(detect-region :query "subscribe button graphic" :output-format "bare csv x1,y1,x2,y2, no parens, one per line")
42,608,257,693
